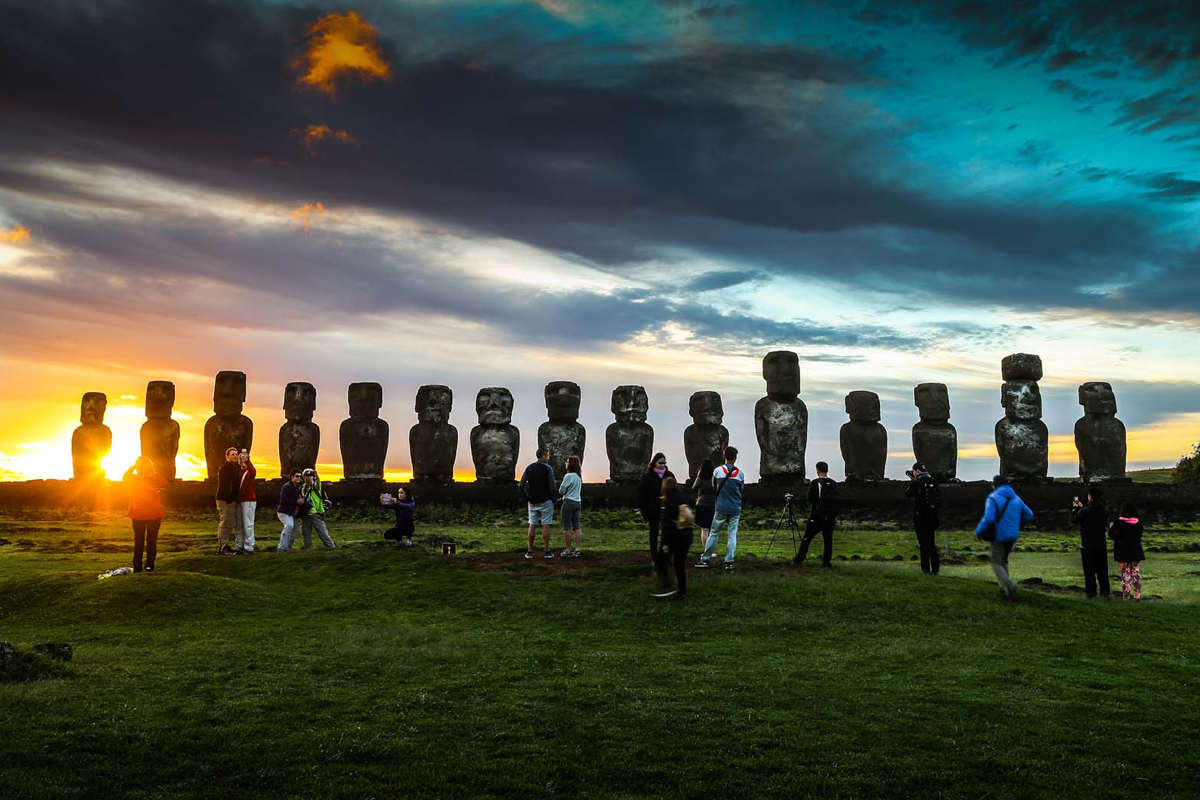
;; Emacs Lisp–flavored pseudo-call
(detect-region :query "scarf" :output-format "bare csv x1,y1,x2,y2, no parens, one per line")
653,467,666,478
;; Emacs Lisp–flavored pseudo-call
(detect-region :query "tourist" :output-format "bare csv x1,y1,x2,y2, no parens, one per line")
559,455,583,557
906,461,941,574
1109,503,1145,601
696,446,744,571
974,475,1034,601
520,448,558,559
276,470,304,552
636,452,674,562
300,468,336,550
382,485,416,548
234,448,257,555
1070,487,1110,599
124,456,167,573
691,459,716,554
795,460,838,568
652,475,694,600
215,446,240,555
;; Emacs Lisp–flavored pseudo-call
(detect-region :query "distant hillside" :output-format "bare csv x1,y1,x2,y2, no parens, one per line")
1128,468,1176,484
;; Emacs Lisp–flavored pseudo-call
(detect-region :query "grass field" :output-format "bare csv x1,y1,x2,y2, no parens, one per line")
3,509,1200,799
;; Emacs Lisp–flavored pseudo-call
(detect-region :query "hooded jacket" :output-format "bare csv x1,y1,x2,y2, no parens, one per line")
974,484,1034,543
1109,517,1145,563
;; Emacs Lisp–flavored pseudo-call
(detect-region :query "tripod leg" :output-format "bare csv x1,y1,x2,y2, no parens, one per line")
764,503,791,561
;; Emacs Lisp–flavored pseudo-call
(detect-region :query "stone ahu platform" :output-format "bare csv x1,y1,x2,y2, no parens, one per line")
2,479,1199,531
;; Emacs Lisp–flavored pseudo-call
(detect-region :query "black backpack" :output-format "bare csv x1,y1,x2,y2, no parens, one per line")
814,478,840,518
918,476,940,515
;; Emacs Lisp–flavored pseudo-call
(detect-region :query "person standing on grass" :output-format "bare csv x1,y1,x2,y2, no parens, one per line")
124,456,168,573
382,485,416,548
696,446,744,572
276,470,304,552
652,475,694,600
637,453,674,563
300,468,336,550
234,449,257,555
795,460,838,569
1109,503,1145,602
974,475,1033,601
215,446,240,555
691,459,716,556
520,448,558,560
906,461,941,575
1071,487,1110,599
559,455,583,558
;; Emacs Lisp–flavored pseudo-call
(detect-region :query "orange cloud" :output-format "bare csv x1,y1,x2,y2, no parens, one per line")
294,12,392,99
294,124,358,155
1,224,31,245
290,202,326,236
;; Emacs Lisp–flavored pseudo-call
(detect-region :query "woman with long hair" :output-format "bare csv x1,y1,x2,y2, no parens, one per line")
559,455,583,557
636,452,674,563
1109,502,1145,601
123,456,168,573
691,458,716,550
382,485,417,548
653,475,694,600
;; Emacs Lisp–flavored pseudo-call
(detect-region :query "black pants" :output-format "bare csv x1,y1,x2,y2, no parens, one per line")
384,520,415,541
914,516,939,574
1081,547,1111,598
656,529,693,595
647,518,661,560
132,518,161,572
796,516,835,565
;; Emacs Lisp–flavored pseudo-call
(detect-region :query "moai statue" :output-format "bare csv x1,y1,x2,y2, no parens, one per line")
995,353,1048,481
754,351,807,485
140,381,180,480
840,390,887,481
279,382,320,478
72,392,112,479
470,387,520,483
1075,382,1127,482
912,383,957,482
606,385,654,483
410,385,458,483
683,391,729,479
339,382,389,480
203,371,253,481
538,381,586,480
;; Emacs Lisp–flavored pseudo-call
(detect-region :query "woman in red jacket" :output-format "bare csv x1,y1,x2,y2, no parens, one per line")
124,457,168,573
235,449,257,554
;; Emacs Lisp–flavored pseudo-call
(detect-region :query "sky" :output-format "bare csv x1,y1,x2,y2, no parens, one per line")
1,0,1199,483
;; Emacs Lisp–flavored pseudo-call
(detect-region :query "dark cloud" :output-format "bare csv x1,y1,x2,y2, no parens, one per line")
686,270,766,292
1049,78,1101,104
1114,88,1200,137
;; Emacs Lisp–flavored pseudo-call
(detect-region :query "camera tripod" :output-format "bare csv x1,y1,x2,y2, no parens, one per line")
764,494,803,561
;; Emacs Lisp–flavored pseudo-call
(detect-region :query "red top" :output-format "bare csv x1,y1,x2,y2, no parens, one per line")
238,463,257,502
126,473,168,520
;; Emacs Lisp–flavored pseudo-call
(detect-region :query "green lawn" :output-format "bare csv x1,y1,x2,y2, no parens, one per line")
3,510,1200,799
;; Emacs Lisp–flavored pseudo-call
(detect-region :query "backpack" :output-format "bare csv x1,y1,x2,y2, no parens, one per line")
815,478,840,518
918,476,940,515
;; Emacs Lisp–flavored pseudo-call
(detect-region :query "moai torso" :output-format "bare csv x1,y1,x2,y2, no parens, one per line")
1075,381,1127,482
606,385,653,483
204,371,253,481
995,354,1048,480
72,392,112,480
912,383,957,482
140,381,180,480
683,391,729,479
279,382,320,477
755,351,807,484
340,382,389,480
470,387,519,483
538,381,586,481
410,385,458,483
840,390,887,481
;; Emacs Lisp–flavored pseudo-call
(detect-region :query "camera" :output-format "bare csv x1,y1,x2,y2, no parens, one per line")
783,492,795,502
905,469,915,478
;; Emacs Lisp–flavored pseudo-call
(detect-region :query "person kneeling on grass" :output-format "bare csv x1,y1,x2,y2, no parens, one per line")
559,455,583,557
382,485,416,548
653,475,694,600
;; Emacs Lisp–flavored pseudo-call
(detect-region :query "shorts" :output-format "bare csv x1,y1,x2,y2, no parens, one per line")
528,500,554,527
561,499,581,530
695,504,715,529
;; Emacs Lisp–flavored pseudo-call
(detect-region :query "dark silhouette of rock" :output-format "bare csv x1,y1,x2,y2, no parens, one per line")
72,392,111,480
995,354,1047,480
840,390,887,481
410,385,458,483
683,391,729,479
203,371,253,481
1075,381,1127,482
279,382,319,477
606,385,653,483
470,387,520,483
339,382,388,480
538,381,586,480
754,351,807,485
140,381,180,480
912,383,957,482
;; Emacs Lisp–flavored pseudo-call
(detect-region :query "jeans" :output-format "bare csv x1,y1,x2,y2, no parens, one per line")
989,540,1017,599
302,514,336,549
216,500,236,546
132,518,161,572
561,499,581,531
701,512,740,564
277,513,296,551
1081,547,1110,598
235,501,257,552
797,516,835,565
915,516,940,574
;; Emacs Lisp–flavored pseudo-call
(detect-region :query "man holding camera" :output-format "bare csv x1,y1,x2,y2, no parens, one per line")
299,468,336,550
905,461,940,575
795,461,838,568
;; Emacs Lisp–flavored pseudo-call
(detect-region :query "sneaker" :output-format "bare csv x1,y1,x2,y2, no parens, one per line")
724,562,735,572
234,548,245,555
561,549,572,557
571,550,582,558
669,592,687,602
404,539,413,548
144,565,154,573
651,589,678,598
694,560,711,569
544,551,554,559
524,551,533,560
217,544,231,556
243,549,255,555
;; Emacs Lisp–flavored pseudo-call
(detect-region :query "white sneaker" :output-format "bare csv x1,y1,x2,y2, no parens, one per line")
524,551,533,560
561,549,572,557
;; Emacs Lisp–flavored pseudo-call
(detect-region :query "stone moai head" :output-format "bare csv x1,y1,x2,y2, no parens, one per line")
1001,353,1043,382
476,387,514,425
611,385,648,424
1002,380,1042,421
545,381,581,422
80,392,108,424
914,383,950,422
145,381,175,419
846,390,881,422
213,371,247,415
283,382,317,422
348,382,383,419
763,351,801,397
689,391,724,425
415,385,453,424
1079,381,1117,415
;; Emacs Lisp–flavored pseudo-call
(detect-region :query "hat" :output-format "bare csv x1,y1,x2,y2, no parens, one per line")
912,462,926,472
302,468,316,477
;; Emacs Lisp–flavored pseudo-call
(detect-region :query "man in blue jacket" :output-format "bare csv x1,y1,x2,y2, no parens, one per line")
975,475,1034,601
